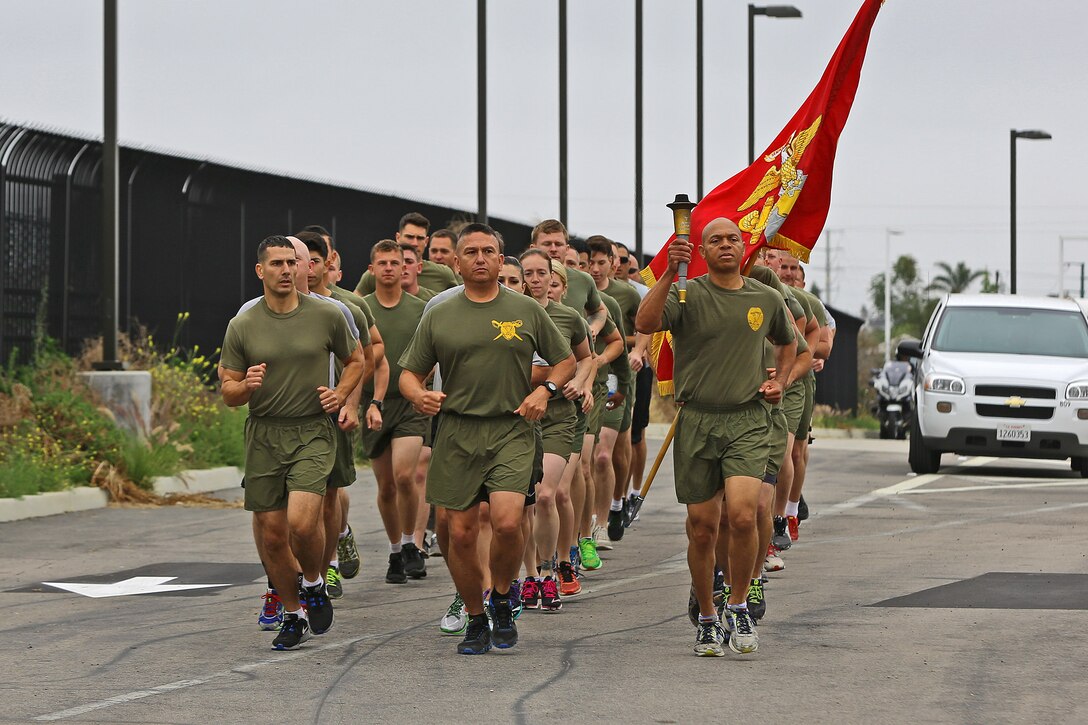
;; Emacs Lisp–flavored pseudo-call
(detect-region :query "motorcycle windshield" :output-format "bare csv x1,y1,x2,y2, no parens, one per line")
883,362,911,386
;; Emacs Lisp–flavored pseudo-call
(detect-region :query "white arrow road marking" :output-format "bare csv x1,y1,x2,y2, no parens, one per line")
41,576,229,598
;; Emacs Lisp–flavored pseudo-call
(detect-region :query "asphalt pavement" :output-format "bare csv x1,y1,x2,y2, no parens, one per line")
2,437,1086,725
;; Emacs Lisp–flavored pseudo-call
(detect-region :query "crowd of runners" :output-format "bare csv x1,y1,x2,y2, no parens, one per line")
218,211,834,657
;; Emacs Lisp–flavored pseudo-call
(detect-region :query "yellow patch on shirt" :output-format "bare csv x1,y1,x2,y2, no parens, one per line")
747,307,764,331
492,319,524,341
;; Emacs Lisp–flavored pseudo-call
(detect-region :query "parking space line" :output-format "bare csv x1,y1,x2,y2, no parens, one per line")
902,480,1088,495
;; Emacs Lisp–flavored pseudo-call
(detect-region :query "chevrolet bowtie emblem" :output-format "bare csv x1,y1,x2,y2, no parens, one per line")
1004,397,1028,408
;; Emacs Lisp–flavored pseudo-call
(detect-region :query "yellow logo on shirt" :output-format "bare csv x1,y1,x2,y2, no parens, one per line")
747,307,764,331
492,319,524,341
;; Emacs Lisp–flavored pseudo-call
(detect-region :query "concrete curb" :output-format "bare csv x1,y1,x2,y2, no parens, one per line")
0,487,108,523
0,466,243,524
151,466,243,496
643,422,878,440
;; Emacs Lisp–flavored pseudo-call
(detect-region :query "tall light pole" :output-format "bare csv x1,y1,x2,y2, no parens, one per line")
885,228,902,363
748,4,801,163
558,0,568,226
696,0,704,199
97,0,122,370
1010,128,1051,294
477,0,487,223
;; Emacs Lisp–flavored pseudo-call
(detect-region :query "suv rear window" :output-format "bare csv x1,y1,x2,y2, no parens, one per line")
932,307,1088,358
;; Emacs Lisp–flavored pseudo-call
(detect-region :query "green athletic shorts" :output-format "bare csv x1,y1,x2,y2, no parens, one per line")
359,397,429,459
541,398,577,457
427,413,535,511
796,375,816,438
571,405,588,454
329,418,358,488
587,382,608,437
243,414,334,512
672,401,772,504
764,407,788,480
602,379,634,433
782,381,805,436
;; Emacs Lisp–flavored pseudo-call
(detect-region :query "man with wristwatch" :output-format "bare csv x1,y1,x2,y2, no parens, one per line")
360,240,431,584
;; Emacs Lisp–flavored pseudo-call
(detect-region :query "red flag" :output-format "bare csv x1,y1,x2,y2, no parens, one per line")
641,0,883,395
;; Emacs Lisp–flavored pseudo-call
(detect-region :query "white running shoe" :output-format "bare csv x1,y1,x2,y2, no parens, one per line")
764,545,785,572
724,608,759,654
440,593,468,635
594,524,613,551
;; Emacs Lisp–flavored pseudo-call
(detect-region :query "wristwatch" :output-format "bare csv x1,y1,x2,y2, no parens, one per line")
541,381,559,397
369,399,384,413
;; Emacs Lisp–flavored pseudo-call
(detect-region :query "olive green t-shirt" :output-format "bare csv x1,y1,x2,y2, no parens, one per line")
605,278,642,343
328,284,376,332
221,293,356,418
792,286,828,327
410,286,438,303
318,290,370,346
355,260,458,297
595,292,632,389
563,267,604,319
749,265,807,374
399,290,572,417
545,300,589,350
363,291,426,399
661,277,795,407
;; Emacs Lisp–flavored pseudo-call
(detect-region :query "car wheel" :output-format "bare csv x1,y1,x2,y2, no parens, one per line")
1074,456,1088,479
908,413,941,474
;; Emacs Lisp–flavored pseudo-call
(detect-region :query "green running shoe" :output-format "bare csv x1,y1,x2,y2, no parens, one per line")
338,525,361,579
325,566,344,600
578,536,602,570
746,578,766,622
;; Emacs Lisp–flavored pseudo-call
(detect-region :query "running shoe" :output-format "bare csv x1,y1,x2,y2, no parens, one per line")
509,580,524,620
764,544,785,572
337,525,361,579
386,552,407,584
724,607,759,654
489,593,518,648
258,588,283,631
607,507,625,542
798,494,809,521
540,576,562,612
300,583,334,635
422,529,440,558
325,566,343,600
625,492,641,525
272,613,311,650
440,593,468,635
594,524,613,551
717,586,729,623
772,515,792,551
578,537,602,570
693,620,727,657
570,545,581,574
687,586,700,628
558,561,581,596
521,577,541,610
457,614,492,655
787,515,800,542
747,578,766,622
688,583,728,627
402,543,427,579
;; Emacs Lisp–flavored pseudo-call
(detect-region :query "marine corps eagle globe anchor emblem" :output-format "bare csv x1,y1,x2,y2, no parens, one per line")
492,320,524,341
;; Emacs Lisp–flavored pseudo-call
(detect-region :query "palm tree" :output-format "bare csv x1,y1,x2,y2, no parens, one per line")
928,261,985,294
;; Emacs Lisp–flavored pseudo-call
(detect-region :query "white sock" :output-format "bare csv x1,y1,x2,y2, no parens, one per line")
339,525,350,539
785,501,799,517
400,533,414,546
390,542,402,554
329,558,339,570
286,607,306,620
610,498,623,512
301,576,322,589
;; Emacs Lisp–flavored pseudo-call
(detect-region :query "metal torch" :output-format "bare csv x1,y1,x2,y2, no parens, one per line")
666,194,697,303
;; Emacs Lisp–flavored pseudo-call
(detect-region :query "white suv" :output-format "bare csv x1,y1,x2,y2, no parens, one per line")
898,294,1088,476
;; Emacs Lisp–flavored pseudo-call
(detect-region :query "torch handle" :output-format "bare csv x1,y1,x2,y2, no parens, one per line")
677,261,688,303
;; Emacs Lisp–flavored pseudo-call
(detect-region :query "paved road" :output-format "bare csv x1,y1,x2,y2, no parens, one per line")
2,438,1087,724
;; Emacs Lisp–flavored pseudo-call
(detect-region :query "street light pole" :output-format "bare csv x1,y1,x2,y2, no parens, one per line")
477,0,487,223
1010,128,1051,294
885,228,902,363
748,5,802,164
97,0,122,370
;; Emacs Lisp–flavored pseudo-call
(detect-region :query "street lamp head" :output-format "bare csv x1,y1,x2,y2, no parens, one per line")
753,5,803,18
1013,129,1052,140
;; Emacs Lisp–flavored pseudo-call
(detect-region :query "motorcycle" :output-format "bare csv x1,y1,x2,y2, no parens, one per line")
871,361,913,440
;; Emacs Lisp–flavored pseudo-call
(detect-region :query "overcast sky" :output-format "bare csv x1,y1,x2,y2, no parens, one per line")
3,0,1087,316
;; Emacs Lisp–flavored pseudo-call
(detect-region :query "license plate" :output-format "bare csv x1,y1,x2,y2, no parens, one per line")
997,423,1031,441
886,404,902,412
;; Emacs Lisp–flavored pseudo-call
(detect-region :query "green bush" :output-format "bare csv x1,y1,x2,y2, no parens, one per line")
0,454,71,498
120,435,182,490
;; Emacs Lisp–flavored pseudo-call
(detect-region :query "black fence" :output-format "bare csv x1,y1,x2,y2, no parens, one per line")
0,122,536,363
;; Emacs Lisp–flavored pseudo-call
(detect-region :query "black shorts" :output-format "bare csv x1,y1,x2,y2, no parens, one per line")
631,366,654,444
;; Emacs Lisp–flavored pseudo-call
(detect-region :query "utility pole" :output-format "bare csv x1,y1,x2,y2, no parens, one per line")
96,0,122,370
